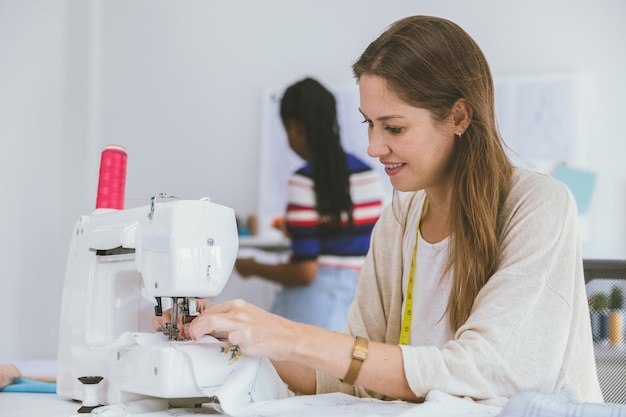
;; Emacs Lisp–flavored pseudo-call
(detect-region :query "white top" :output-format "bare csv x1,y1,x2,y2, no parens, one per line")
401,226,452,347
316,168,603,405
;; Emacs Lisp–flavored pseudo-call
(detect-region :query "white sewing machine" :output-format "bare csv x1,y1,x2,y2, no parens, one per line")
56,196,239,408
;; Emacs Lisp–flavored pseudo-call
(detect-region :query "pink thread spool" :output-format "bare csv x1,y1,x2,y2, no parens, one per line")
95,145,127,210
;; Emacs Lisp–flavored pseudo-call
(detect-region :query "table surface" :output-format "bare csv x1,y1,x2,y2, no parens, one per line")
2,393,83,417
0,391,504,417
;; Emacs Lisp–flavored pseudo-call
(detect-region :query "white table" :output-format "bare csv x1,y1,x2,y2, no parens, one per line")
1,363,502,417
1,391,504,417
1,393,82,417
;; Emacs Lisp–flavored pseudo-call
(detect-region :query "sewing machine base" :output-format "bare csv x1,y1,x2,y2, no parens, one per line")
58,333,213,404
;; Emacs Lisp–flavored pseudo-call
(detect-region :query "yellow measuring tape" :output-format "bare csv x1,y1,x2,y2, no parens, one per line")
399,197,427,345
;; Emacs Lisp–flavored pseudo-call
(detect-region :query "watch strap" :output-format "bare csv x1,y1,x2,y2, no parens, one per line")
341,336,368,385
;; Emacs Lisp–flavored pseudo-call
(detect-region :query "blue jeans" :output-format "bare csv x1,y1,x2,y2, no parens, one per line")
270,266,358,331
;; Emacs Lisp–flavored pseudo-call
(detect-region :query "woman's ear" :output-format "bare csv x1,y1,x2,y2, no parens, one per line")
452,98,473,136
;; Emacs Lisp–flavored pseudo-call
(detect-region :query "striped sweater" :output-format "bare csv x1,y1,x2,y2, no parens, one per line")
285,153,385,270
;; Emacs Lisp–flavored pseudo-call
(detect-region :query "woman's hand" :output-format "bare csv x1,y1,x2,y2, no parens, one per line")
152,298,214,339
186,299,322,394
0,364,21,389
234,258,258,278
234,258,317,285
187,299,300,361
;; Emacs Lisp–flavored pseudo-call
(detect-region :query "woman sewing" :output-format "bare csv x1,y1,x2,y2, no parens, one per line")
155,15,602,405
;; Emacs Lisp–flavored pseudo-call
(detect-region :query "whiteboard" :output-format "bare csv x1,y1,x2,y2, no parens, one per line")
494,74,583,172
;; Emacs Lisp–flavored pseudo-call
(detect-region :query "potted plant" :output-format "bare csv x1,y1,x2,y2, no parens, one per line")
608,286,624,346
590,292,609,342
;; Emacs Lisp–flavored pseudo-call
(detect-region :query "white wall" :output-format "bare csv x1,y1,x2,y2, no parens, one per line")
1,0,625,361
1,0,69,361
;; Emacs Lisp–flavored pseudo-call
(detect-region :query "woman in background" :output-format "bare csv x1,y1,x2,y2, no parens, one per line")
235,78,385,331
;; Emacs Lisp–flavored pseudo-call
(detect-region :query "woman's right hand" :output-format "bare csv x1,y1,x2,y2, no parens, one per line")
152,298,214,339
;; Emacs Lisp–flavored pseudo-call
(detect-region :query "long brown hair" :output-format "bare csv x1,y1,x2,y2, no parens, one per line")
353,16,513,331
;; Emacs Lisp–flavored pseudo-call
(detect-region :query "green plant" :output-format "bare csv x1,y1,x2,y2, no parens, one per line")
609,286,624,310
590,293,609,311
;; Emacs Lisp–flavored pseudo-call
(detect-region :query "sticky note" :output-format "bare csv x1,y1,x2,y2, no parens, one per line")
553,164,597,214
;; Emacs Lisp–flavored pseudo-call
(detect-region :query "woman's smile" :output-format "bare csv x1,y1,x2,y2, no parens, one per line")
383,161,407,175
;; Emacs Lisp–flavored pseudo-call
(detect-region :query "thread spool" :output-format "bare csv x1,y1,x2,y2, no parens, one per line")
95,144,127,210
247,214,258,236
77,376,103,413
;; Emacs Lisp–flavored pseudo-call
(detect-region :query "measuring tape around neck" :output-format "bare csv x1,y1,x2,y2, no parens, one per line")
399,196,427,345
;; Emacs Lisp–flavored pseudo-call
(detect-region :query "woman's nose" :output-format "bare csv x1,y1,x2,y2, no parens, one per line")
367,130,389,158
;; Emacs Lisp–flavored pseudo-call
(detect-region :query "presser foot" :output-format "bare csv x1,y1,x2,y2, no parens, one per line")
164,323,180,341
163,323,192,341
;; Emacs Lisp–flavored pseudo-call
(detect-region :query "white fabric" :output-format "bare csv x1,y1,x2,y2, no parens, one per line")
81,390,501,416
500,391,626,417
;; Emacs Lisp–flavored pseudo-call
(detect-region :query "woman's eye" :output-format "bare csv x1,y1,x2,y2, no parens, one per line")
361,119,373,128
385,126,402,134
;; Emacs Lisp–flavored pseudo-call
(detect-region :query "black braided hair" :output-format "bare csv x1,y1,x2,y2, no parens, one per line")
280,78,353,228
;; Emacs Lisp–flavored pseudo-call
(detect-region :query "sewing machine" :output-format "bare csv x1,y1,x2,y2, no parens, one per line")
56,196,239,407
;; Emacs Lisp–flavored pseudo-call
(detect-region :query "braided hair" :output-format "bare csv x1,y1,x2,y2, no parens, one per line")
280,78,353,228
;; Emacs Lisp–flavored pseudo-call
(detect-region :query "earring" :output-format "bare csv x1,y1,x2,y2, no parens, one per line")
456,132,463,138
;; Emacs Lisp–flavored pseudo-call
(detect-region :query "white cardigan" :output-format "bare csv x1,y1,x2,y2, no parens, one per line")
315,168,603,405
